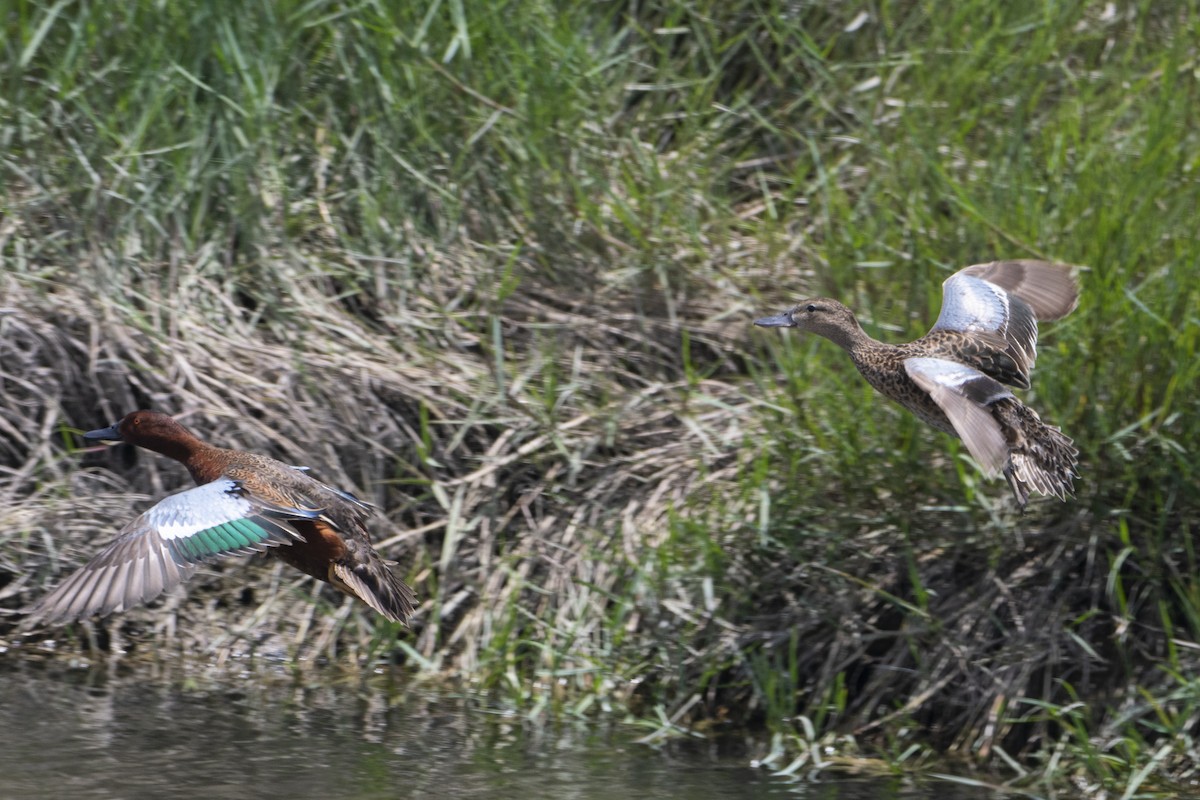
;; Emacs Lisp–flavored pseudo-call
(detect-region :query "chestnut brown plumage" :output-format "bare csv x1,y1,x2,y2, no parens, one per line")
27,411,417,625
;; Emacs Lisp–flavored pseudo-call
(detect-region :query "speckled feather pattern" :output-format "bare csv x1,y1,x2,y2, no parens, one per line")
754,260,1080,508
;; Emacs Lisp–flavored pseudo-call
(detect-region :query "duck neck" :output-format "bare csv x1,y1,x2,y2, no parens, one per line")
822,317,876,359
184,448,230,485
140,434,223,484
139,434,199,463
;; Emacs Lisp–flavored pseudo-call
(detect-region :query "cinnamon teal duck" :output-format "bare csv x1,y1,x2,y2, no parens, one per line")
754,260,1079,508
27,411,417,625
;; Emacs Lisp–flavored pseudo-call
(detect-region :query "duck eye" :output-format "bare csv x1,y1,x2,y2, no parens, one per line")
805,304,817,313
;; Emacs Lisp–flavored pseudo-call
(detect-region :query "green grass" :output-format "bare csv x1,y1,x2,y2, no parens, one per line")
2,0,1199,796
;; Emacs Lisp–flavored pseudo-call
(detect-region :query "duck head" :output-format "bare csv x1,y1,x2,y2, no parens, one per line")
754,299,865,350
84,411,203,459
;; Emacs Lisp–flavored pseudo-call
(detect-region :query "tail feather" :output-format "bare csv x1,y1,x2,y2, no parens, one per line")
1002,403,1078,510
329,545,418,625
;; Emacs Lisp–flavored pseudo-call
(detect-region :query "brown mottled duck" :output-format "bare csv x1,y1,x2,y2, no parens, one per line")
754,260,1079,508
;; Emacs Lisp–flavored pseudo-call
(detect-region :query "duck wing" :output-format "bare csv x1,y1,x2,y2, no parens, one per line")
904,357,1014,477
956,260,1079,321
930,261,1077,388
25,478,315,625
284,464,376,512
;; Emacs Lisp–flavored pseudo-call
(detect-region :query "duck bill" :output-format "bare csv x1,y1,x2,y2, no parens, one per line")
753,312,795,328
83,423,123,442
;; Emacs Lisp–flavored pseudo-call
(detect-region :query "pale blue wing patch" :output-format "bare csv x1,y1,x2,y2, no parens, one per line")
904,357,1014,477
932,273,1011,335
932,271,1042,385
25,478,313,625
146,479,312,563
932,262,1078,385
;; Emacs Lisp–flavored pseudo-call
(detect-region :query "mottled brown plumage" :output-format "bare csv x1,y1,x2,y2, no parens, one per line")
755,260,1079,508
27,411,417,625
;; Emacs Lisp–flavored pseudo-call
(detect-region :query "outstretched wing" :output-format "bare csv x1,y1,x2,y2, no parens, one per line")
26,478,316,625
930,260,1078,388
955,260,1078,322
904,357,1014,477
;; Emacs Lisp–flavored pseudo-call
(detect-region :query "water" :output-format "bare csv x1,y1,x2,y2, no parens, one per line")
0,664,1015,799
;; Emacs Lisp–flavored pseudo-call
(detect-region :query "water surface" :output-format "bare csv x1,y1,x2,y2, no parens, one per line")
0,664,1018,799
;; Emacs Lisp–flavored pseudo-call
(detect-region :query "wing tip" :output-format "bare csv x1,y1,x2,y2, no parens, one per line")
960,260,1081,321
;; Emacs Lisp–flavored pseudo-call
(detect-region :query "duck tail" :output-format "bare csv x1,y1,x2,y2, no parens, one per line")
330,542,418,625
1003,403,1078,510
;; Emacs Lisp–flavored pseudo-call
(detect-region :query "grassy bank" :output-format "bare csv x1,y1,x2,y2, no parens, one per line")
2,0,1198,795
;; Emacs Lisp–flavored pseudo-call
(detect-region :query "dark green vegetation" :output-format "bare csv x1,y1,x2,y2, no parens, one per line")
2,1,1197,796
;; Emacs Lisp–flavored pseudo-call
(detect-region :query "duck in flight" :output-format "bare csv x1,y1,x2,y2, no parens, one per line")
754,260,1079,508
26,411,417,625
